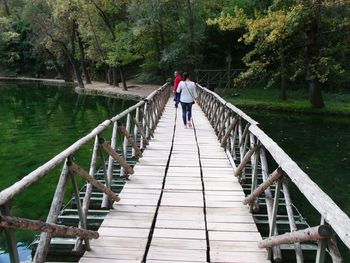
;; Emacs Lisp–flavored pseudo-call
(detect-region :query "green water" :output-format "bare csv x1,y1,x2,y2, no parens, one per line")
248,110,350,260
0,82,134,261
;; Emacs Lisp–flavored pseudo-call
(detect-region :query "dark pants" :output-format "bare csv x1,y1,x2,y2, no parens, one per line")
174,92,181,107
180,102,193,125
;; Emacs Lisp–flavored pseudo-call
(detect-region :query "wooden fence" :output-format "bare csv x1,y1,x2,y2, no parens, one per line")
196,83,348,263
195,69,243,90
0,83,170,263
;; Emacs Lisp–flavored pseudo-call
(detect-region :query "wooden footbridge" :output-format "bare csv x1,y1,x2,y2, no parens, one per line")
0,83,349,263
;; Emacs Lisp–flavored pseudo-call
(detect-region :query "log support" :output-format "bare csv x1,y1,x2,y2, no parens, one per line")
0,204,20,263
133,117,149,146
67,160,120,202
99,138,134,175
244,168,283,205
69,173,90,251
118,121,143,157
234,145,258,177
239,123,251,147
0,214,99,239
259,225,332,249
220,117,239,148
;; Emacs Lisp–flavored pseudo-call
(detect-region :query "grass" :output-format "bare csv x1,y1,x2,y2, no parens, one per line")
217,87,350,116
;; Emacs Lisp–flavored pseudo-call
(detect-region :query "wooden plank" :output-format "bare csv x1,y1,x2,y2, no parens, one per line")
147,247,206,262
156,219,205,230
150,237,206,250
153,228,206,240
79,98,268,263
98,227,150,238
82,246,144,260
209,231,263,242
210,252,270,263
207,222,260,232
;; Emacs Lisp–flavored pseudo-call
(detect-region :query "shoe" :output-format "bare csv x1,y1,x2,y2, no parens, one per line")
184,124,187,129
188,122,192,128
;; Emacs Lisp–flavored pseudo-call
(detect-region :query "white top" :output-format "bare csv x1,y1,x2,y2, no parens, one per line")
177,80,198,103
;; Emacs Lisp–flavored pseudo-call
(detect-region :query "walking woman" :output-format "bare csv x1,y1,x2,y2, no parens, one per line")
176,72,198,128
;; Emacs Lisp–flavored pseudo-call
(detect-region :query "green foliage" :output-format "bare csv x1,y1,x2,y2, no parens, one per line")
1,0,350,91
220,86,350,115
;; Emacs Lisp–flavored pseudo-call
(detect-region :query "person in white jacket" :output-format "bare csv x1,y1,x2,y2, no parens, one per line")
176,72,198,128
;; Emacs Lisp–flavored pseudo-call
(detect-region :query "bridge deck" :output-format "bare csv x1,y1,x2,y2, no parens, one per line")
79,100,269,263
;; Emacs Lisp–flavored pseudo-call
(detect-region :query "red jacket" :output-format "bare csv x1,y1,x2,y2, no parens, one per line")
173,75,182,92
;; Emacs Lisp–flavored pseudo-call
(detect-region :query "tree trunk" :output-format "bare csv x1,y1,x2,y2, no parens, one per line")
108,66,113,85
45,48,74,82
77,33,91,84
119,66,127,91
104,65,109,83
112,67,119,86
60,45,84,88
62,62,74,83
280,49,287,100
2,0,10,16
66,20,84,89
304,0,324,108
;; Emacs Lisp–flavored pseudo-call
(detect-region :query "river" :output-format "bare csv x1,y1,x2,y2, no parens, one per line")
0,81,134,262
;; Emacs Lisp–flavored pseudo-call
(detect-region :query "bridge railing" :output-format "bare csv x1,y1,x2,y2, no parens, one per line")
196,83,348,263
0,83,170,263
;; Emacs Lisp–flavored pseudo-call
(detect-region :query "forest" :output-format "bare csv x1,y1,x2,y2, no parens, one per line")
0,0,349,108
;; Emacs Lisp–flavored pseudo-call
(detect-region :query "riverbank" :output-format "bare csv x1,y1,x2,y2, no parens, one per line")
76,81,161,101
0,77,162,101
217,87,350,116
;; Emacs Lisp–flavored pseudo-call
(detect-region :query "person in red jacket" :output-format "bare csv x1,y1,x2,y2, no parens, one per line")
173,71,182,108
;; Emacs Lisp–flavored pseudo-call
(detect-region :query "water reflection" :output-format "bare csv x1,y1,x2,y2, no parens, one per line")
0,82,134,261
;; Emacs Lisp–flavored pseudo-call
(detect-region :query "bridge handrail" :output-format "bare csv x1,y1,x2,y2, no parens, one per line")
0,83,170,263
197,84,258,125
0,84,167,206
196,83,350,253
249,124,350,248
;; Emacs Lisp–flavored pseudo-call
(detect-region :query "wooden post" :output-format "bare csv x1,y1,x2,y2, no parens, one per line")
231,122,238,160
249,145,261,212
102,123,118,209
143,103,150,140
315,217,327,263
0,204,20,263
99,138,134,175
148,102,156,135
134,107,140,149
218,112,231,141
259,225,332,249
268,178,283,261
327,234,344,263
220,117,239,148
123,113,131,158
239,123,250,147
69,173,90,251
67,161,121,202
234,145,258,177
244,168,283,205
133,117,149,146
76,136,100,251
97,138,110,205
214,105,224,133
118,121,143,158
33,162,70,263
260,148,282,262
270,179,282,238
0,214,99,239
282,179,304,263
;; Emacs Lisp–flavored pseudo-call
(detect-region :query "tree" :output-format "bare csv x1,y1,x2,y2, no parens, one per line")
24,0,85,88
